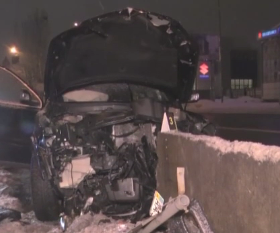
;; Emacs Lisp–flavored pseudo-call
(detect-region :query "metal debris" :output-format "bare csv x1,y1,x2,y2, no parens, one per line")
0,207,21,222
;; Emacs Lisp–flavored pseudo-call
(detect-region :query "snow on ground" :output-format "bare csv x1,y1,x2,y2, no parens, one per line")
0,166,31,212
186,96,280,114
0,165,140,233
0,211,135,233
3,132,277,232
167,131,280,163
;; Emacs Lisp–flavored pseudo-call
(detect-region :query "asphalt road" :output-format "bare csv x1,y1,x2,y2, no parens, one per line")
203,113,280,147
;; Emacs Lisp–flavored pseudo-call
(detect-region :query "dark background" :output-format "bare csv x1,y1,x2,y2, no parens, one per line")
1,0,280,58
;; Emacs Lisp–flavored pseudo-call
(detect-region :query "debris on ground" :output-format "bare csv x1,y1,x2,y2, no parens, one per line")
0,164,213,233
0,207,21,222
0,165,136,233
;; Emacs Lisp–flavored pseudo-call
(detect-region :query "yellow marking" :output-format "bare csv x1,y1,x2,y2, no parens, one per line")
169,117,174,125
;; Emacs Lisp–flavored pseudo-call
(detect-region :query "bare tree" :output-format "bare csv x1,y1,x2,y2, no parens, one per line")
2,56,11,69
15,9,50,86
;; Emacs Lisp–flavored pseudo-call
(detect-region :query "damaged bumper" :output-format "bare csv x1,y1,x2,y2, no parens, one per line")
32,98,215,222
35,108,158,221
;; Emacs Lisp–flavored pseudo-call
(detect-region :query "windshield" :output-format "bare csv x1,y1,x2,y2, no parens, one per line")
62,83,170,103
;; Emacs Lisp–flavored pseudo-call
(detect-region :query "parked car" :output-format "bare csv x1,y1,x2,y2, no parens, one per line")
0,8,215,225
0,67,41,164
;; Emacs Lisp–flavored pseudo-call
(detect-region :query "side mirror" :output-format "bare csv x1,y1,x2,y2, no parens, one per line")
188,93,200,103
20,89,32,103
20,89,40,108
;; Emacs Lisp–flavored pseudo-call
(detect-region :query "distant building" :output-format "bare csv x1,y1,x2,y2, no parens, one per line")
192,34,220,99
258,24,280,100
192,34,258,99
230,49,258,97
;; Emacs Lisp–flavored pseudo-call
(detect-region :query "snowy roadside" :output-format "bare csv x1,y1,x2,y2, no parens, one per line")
2,132,273,232
186,96,280,114
166,131,280,163
0,165,136,233
0,211,135,233
0,166,31,213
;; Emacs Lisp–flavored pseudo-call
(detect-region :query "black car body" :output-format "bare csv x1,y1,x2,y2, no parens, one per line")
0,67,42,164
28,8,215,223
44,8,198,101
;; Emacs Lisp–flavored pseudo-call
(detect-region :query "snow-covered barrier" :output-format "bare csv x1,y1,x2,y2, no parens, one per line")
156,132,280,233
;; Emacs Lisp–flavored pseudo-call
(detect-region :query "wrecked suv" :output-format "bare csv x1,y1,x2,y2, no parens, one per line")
31,8,215,223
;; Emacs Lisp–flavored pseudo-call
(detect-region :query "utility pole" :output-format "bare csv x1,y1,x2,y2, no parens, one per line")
217,0,223,102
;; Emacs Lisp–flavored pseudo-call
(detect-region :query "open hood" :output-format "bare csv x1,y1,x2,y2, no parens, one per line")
44,8,199,101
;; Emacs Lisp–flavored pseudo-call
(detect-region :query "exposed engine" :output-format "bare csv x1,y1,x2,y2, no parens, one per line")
36,111,159,222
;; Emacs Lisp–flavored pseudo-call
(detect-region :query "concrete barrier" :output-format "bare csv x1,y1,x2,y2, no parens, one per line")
156,132,280,233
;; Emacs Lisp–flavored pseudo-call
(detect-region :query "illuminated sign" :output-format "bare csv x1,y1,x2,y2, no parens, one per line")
199,63,209,78
258,28,280,39
262,29,277,38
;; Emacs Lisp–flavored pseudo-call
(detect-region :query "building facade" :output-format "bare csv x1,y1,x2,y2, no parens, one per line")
192,34,221,99
230,49,258,97
258,25,280,100
193,34,258,99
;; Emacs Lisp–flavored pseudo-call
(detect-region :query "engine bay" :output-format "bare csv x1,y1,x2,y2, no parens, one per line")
36,109,160,221
32,94,215,224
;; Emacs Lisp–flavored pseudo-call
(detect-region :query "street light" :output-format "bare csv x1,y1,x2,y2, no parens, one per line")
10,46,18,54
9,46,20,64
74,22,78,27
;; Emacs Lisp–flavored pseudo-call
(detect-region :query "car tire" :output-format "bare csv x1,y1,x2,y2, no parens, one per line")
30,155,61,221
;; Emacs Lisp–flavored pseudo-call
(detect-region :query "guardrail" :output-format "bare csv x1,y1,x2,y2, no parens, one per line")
156,132,280,233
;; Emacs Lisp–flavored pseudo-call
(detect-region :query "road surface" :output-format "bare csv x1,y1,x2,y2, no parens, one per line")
203,113,280,146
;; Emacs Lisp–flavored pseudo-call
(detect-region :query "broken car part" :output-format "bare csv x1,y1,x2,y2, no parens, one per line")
33,107,159,222
188,200,214,233
30,7,215,227
0,207,21,222
167,200,214,233
128,196,214,233
32,99,214,223
177,111,216,136
136,195,190,233
129,195,213,233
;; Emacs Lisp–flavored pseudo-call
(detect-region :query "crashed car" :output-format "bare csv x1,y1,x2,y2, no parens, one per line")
30,8,215,223
0,67,42,164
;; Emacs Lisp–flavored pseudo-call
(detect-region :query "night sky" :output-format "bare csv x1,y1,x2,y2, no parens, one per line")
0,0,279,58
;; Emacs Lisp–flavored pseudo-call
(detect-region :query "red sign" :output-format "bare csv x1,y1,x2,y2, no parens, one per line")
200,63,209,75
199,63,209,79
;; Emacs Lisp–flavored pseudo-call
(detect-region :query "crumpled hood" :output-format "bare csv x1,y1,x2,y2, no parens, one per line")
44,8,199,101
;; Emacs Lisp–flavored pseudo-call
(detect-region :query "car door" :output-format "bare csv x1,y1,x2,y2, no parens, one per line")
0,67,42,164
